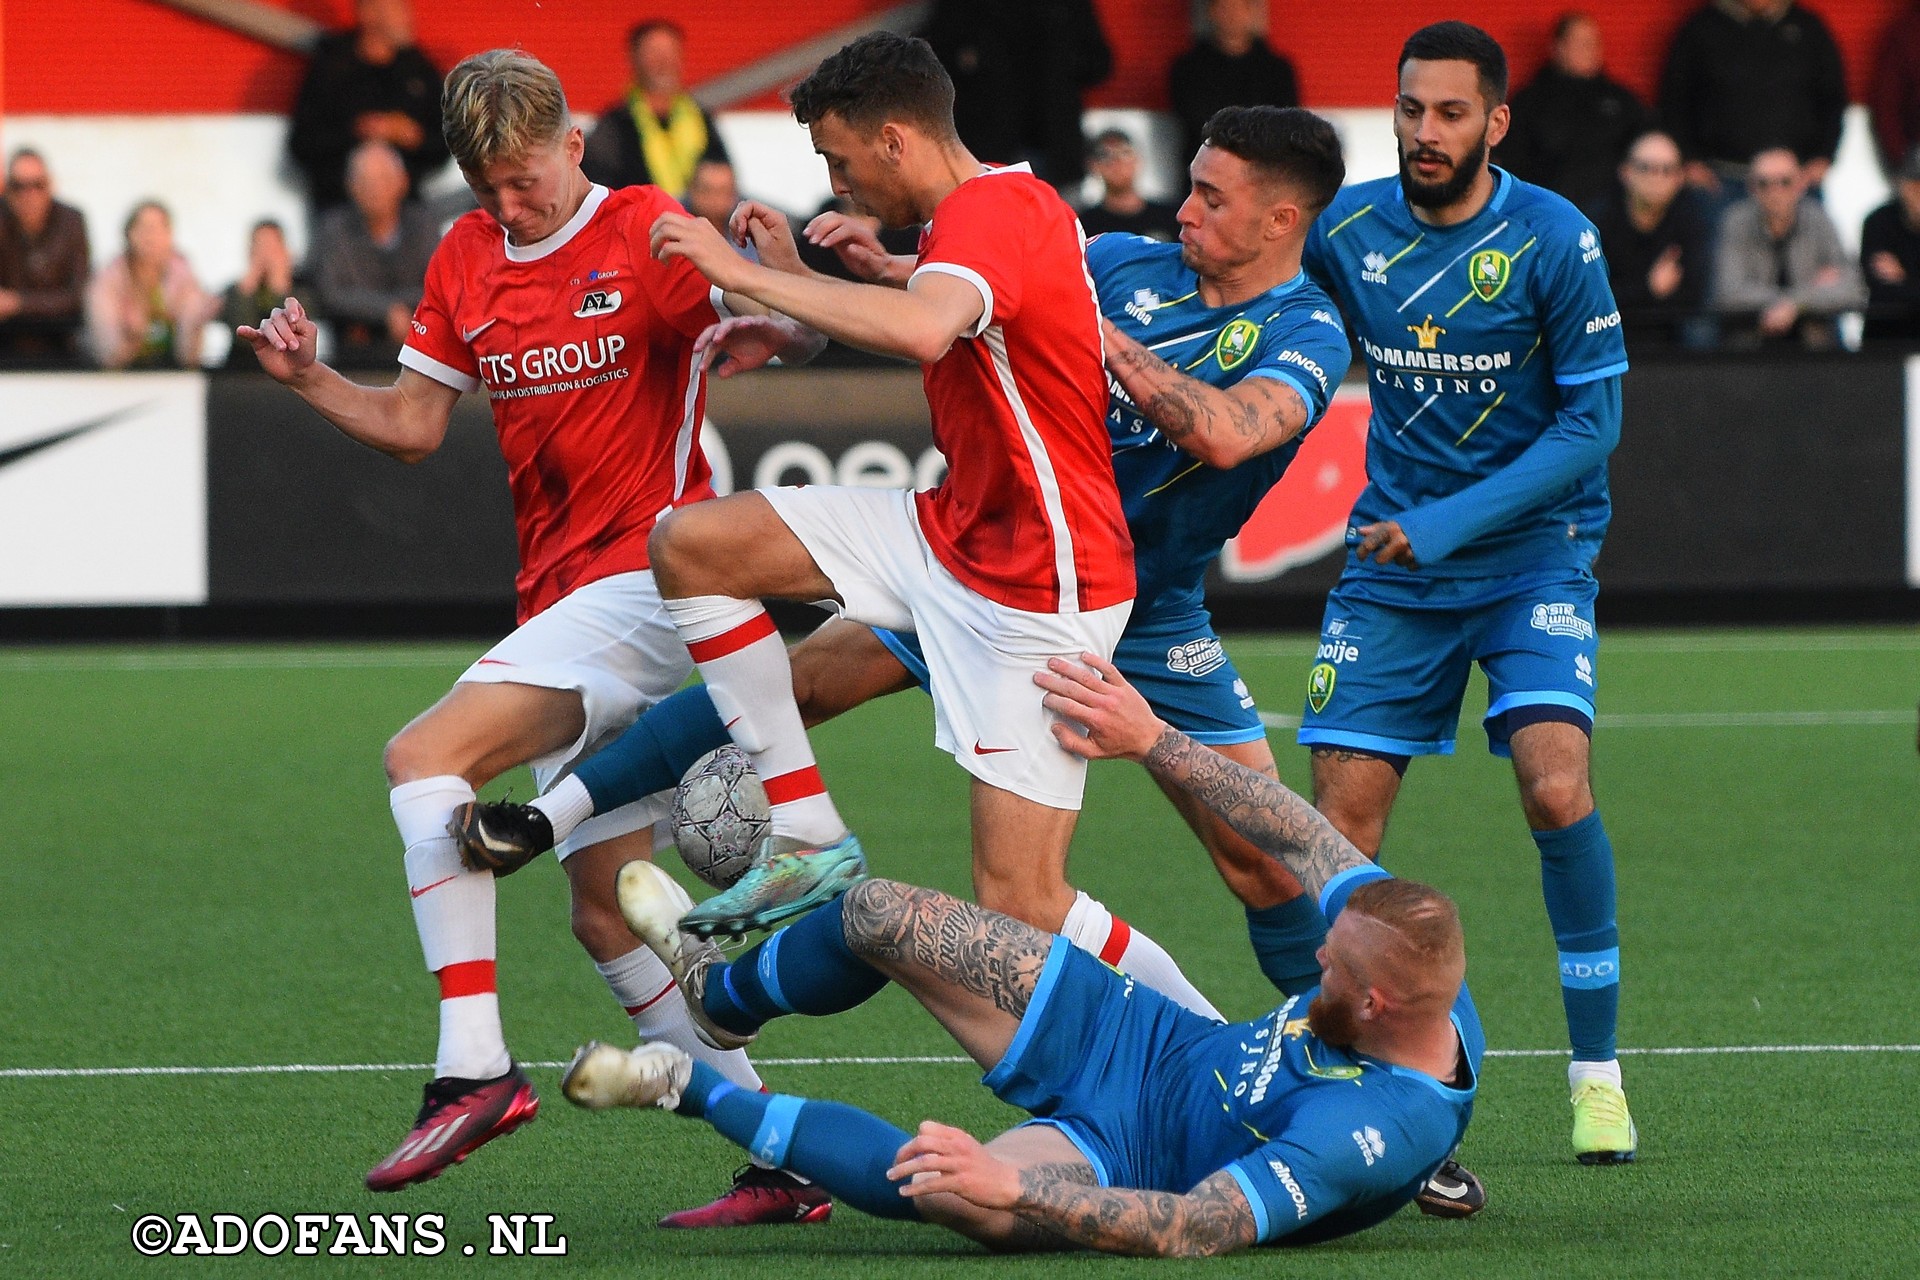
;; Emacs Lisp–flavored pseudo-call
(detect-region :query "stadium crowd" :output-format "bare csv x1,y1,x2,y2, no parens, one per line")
3,0,1920,369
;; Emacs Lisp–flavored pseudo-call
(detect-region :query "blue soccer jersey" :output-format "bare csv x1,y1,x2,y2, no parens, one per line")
1089,233,1353,617
986,864,1482,1246
1303,168,1627,581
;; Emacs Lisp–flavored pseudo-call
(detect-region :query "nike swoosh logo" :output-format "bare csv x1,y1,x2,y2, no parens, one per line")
0,405,147,474
1426,1181,1469,1199
462,318,499,342
724,717,742,730
475,658,515,666
410,875,459,899
972,741,1016,755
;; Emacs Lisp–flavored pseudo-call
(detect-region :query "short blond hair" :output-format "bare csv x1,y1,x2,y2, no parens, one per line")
442,49,571,172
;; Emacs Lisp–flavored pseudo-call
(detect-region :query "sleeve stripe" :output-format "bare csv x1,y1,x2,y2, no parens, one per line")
910,261,994,338
709,284,734,321
399,346,482,393
1318,862,1393,922
1239,369,1321,421
1554,361,1628,387
1226,1164,1273,1243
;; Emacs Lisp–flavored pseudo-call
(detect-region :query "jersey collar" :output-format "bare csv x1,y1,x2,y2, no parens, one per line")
503,183,609,263
1393,166,1513,233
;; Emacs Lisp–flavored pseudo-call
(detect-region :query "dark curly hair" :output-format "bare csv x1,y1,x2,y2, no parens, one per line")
1399,21,1509,108
1201,106,1346,217
788,31,956,139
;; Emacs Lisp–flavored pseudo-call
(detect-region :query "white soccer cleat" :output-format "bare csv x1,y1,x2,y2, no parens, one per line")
616,859,756,1051
560,1041,692,1112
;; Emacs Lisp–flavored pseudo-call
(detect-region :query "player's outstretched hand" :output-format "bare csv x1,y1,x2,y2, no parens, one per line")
888,1121,1021,1210
1354,519,1418,567
235,296,319,383
1036,653,1169,763
694,314,800,378
728,200,805,275
651,211,752,291
803,211,903,285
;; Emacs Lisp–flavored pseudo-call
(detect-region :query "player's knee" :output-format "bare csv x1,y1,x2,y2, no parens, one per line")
646,511,692,583
839,877,904,956
1520,771,1593,830
567,877,631,956
382,725,434,786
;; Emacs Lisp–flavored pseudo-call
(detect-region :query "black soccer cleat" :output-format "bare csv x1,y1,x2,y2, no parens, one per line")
449,800,554,878
1414,1157,1487,1219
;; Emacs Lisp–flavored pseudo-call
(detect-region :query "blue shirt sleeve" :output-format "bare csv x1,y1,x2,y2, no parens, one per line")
1239,308,1352,431
1317,862,1394,925
1535,211,1630,386
1224,1095,1434,1244
1083,231,1147,293
1393,373,1621,566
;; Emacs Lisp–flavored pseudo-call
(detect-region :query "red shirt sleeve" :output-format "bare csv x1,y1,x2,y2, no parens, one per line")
400,235,481,391
911,175,1033,337
629,188,723,340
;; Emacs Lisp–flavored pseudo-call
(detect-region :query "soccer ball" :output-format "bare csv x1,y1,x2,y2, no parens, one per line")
669,745,769,890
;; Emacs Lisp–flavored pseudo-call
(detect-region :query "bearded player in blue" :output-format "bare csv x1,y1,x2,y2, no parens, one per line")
562,653,1481,1256
455,108,1360,1020
1299,22,1634,1165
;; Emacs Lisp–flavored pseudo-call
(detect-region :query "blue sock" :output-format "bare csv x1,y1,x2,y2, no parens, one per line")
1245,895,1327,997
702,897,890,1036
1534,810,1620,1062
676,1061,920,1220
572,684,730,813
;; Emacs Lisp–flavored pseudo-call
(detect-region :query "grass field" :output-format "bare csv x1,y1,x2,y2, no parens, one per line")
3,627,1917,1278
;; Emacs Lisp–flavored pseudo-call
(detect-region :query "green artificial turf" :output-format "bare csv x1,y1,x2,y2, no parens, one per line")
2,628,1916,1277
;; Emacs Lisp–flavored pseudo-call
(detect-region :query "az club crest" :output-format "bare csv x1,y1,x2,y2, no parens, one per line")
1307,662,1337,714
1468,250,1511,302
1215,318,1261,371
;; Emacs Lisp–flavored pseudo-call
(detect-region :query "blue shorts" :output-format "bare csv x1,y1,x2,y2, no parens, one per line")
982,939,1217,1192
876,608,1266,746
1296,567,1600,759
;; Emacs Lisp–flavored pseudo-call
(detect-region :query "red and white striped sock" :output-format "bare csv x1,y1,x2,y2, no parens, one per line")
665,594,846,846
1062,890,1223,1021
393,775,512,1081
594,945,762,1088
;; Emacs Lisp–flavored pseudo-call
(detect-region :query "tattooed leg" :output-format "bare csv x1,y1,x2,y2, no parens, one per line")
1307,746,1403,859
840,878,1055,1070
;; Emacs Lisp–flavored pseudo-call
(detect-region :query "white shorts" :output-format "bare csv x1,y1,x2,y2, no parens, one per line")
458,570,692,858
762,485,1130,810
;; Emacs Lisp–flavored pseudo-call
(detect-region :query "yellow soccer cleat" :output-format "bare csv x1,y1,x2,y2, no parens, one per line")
1571,1079,1638,1164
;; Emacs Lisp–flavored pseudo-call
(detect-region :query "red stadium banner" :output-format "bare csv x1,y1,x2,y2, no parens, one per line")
1220,385,1370,584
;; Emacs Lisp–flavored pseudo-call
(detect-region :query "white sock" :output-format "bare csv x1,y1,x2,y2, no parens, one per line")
1061,890,1223,1021
665,594,844,844
531,774,596,841
1569,1059,1623,1090
595,946,762,1089
393,775,511,1080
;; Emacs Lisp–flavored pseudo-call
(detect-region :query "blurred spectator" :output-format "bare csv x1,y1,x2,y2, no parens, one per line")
1078,129,1181,242
312,141,438,369
582,19,729,200
684,159,739,235
220,220,308,370
1860,147,1920,344
1657,0,1847,199
923,0,1112,189
86,201,217,369
1168,0,1299,170
1712,148,1865,350
1591,131,1713,349
1871,2,1920,175
0,148,90,366
1494,13,1648,214
289,0,447,211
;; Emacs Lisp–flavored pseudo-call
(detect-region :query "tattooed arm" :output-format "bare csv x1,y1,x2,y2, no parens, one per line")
889,1123,1258,1257
1036,653,1367,900
1102,317,1310,469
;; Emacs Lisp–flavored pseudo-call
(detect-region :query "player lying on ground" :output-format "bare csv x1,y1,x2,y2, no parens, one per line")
562,653,1481,1255
238,49,832,1222
1295,21,1635,1163
461,103,1352,1031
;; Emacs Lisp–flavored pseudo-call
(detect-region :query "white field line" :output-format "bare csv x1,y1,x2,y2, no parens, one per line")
1259,709,1911,731
3,1044,1916,1080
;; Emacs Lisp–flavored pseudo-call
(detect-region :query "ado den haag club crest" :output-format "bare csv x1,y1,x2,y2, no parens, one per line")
1468,250,1510,302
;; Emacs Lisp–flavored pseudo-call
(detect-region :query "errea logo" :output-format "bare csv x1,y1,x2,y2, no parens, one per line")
1351,1126,1386,1166
572,288,623,319
1123,287,1162,326
1361,252,1390,285
1578,228,1603,264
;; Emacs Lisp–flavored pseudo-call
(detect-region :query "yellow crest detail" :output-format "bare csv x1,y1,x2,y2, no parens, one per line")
1215,318,1261,371
1407,315,1446,350
1469,249,1512,301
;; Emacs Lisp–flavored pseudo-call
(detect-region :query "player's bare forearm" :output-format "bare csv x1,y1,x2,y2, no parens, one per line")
1009,1168,1259,1258
727,262,976,363
282,364,456,464
839,879,1050,1018
1103,323,1307,468
1142,727,1367,899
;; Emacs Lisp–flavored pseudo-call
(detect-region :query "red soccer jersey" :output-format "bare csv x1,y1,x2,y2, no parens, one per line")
909,168,1134,614
402,184,719,621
